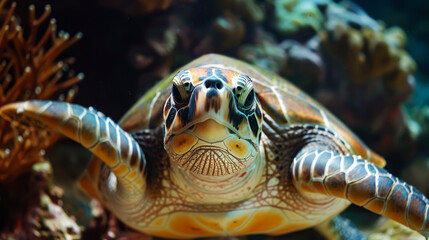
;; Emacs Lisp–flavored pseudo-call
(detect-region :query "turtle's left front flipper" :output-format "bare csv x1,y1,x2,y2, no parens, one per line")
291,150,429,237
0,100,146,193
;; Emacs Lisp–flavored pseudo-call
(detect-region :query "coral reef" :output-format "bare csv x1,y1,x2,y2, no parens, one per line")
0,0,83,182
81,200,152,240
320,23,416,101
368,218,423,240
0,1,83,239
218,0,264,23
280,39,325,90
239,34,287,74
315,11,417,161
0,161,81,239
271,0,326,37
213,12,246,49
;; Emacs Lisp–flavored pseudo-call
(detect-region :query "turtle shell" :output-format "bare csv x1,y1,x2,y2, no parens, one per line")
119,54,385,167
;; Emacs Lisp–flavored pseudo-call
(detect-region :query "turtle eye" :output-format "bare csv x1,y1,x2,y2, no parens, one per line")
233,74,255,110
243,89,255,107
235,86,255,110
172,75,193,103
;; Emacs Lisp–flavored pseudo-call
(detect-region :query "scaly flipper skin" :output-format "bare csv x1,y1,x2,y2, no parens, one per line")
292,150,429,237
0,100,146,193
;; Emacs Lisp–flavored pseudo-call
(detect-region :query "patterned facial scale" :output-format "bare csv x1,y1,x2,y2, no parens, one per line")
163,67,263,176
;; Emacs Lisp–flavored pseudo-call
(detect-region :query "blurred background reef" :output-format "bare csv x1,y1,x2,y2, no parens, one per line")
0,0,428,239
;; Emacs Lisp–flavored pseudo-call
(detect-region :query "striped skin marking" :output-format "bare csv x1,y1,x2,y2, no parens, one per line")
292,150,429,236
172,70,193,102
0,100,146,192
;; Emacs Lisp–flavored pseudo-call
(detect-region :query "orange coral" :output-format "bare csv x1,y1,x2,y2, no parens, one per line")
0,0,82,182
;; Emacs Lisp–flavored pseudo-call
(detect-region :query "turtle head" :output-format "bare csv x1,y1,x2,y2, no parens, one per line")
163,67,263,178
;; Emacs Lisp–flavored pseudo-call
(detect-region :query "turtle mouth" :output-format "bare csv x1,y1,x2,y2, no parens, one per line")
173,145,253,176
165,119,258,177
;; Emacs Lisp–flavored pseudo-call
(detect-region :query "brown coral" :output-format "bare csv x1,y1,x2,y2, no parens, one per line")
320,22,416,101
317,19,417,157
0,161,81,239
0,0,83,182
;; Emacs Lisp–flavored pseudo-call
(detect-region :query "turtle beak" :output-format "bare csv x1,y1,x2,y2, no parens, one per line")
192,82,226,119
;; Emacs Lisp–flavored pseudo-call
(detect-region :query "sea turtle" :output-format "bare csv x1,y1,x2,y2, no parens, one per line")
1,54,428,239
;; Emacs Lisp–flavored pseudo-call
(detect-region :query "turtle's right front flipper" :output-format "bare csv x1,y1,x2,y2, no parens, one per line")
0,100,146,192
292,150,429,237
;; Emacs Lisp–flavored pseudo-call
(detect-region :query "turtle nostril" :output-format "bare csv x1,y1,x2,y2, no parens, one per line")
204,80,223,90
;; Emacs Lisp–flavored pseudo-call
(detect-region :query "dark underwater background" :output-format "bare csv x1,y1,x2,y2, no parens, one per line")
1,0,429,239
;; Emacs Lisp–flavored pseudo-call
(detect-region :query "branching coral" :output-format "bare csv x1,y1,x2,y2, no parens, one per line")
0,1,83,238
0,0,83,182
